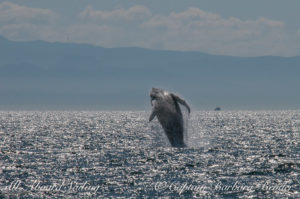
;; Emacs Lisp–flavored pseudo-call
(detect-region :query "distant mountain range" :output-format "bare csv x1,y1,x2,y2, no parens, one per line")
0,36,300,110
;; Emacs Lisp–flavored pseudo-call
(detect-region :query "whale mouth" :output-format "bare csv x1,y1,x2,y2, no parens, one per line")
150,96,155,106
150,95,157,106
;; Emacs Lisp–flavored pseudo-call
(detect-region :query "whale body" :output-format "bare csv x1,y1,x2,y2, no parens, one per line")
149,88,190,147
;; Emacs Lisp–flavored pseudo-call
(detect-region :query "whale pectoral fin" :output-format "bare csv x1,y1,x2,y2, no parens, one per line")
149,109,157,122
171,94,191,114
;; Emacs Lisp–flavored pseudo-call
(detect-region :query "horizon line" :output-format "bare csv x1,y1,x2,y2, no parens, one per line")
1,35,299,59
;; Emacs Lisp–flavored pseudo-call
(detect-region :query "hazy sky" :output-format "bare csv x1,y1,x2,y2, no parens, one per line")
1,0,300,56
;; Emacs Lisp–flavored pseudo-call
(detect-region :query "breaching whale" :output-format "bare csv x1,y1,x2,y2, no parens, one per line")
149,88,191,147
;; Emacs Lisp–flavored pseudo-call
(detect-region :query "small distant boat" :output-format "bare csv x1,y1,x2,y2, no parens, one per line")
214,107,221,111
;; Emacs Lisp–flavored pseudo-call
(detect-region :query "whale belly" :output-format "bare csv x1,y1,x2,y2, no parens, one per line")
156,111,184,147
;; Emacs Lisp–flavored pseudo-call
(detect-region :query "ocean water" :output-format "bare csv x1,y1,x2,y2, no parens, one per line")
0,111,299,198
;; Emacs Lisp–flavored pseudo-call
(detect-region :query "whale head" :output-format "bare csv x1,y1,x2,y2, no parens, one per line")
150,87,168,106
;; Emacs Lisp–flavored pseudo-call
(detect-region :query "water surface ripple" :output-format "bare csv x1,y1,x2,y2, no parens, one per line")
0,111,299,198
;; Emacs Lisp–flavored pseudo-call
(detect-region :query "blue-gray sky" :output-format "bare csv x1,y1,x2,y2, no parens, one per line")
1,0,300,56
